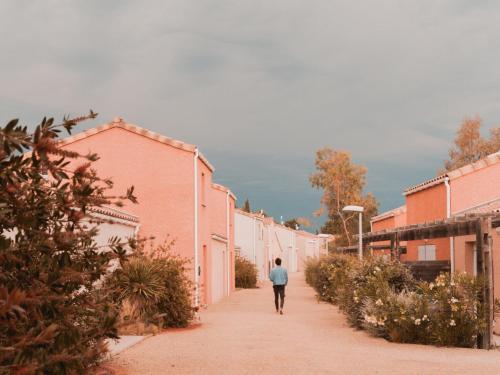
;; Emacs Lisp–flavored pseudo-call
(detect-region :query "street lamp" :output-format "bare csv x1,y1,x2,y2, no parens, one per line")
342,205,364,260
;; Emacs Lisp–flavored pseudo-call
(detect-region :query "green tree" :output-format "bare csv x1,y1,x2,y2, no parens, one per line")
443,116,500,172
283,217,312,230
242,198,251,213
310,148,378,247
0,113,136,374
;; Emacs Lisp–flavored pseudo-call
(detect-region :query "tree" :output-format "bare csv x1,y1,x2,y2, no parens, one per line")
443,116,500,172
0,113,136,374
310,148,378,247
242,198,251,213
283,217,312,230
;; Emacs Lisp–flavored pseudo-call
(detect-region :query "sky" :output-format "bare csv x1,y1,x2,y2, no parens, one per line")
1,1,500,230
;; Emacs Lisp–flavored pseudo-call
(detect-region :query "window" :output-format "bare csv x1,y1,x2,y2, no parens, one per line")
418,244,436,261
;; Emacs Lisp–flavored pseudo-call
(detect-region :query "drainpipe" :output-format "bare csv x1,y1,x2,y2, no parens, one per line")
253,217,256,265
193,149,200,307
226,191,230,296
444,177,454,272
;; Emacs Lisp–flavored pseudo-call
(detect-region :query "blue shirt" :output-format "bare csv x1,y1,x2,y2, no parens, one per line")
269,266,288,286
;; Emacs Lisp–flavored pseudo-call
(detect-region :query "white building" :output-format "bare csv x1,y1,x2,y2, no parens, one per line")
235,209,333,280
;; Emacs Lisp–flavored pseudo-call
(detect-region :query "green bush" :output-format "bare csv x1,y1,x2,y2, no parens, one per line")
304,253,485,347
235,255,258,288
108,243,195,331
339,256,415,329
0,114,137,374
306,254,355,304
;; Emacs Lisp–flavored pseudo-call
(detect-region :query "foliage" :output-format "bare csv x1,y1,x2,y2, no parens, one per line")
235,255,258,288
310,148,378,246
283,217,312,230
242,198,251,213
338,256,415,329
443,116,500,172
0,113,137,374
108,242,195,331
305,254,355,304
305,254,485,347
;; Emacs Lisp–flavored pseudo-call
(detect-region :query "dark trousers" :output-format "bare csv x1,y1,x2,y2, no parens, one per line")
273,285,285,310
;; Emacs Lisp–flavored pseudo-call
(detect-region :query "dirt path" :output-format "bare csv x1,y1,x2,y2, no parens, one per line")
108,273,500,374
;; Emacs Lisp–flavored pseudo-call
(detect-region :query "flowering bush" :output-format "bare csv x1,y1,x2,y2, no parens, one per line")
339,256,415,329
425,273,485,347
305,254,485,347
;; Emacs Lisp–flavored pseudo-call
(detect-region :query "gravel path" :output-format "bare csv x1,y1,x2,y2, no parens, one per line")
108,273,500,374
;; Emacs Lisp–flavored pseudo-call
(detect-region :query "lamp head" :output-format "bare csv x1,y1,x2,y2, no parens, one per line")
342,205,364,213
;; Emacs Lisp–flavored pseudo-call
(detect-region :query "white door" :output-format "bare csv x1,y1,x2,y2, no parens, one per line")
211,239,226,304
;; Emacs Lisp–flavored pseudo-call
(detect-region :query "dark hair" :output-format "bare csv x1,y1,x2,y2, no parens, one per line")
275,258,282,266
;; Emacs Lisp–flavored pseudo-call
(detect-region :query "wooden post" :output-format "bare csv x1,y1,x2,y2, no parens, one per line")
476,218,493,349
395,232,401,261
390,235,395,261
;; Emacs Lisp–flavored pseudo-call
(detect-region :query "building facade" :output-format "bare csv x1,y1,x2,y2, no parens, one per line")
59,117,236,307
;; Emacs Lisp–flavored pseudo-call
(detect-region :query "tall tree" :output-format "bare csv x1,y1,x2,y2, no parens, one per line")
310,148,378,247
443,116,500,172
242,198,251,213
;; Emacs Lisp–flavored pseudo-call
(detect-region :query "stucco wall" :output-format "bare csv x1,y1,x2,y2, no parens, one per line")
405,183,449,261
60,126,196,259
450,162,500,214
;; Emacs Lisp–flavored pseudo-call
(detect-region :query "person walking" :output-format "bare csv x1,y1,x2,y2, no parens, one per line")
269,258,288,315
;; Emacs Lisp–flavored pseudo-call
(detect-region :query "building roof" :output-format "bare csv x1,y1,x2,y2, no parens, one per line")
403,151,500,196
234,208,266,220
371,205,406,223
58,117,215,172
453,198,500,216
88,206,139,225
212,183,237,201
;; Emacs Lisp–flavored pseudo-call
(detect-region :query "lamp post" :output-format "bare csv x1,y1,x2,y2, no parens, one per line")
342,205,364,260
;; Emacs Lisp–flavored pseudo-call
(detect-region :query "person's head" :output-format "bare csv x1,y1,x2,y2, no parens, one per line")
275,258,282,266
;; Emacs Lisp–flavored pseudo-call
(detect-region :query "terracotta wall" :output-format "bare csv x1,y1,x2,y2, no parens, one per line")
405,183,449,261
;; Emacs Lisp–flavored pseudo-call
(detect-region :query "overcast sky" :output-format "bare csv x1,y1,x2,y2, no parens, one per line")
1,1,499,229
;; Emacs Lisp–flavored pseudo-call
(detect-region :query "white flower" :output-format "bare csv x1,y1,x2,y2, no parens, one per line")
375,299,384,306
450,297,459,304
353,296,359,303
429,283,435,290
449,319,456,327
422,315,428,321
414,319,421,326
374,266,381,273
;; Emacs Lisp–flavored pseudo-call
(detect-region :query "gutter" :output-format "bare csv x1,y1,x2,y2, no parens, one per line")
444,177,454,272
226,191,231,296
194,148,200,307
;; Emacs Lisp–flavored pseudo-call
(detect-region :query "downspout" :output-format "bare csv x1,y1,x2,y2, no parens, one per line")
193,148,200,307
444,177,454,272
226,191,230,296
253,217,256,265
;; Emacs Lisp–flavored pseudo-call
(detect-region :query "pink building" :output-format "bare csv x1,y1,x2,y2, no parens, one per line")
58,117,235,307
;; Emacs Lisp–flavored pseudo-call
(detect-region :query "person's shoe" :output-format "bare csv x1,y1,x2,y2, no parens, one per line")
276,309,279,313
280,309,283,315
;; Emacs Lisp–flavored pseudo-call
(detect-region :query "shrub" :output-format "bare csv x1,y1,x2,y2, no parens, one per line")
0,114,137,374
305,253,485,348
312,254,355,304
425,273,485,347
108,243,195,331
235,255,258,288
339,256,415,329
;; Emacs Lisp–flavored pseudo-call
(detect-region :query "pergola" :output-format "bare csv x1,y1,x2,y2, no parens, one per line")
338,213,500,349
